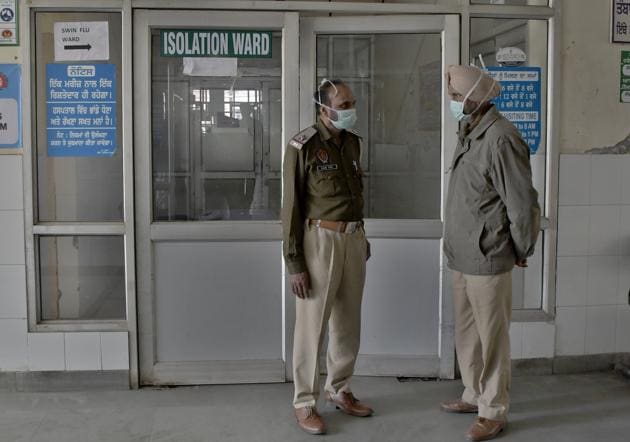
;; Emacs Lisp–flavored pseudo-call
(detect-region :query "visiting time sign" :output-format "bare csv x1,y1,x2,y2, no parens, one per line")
160,30,272,58
487,66,542,154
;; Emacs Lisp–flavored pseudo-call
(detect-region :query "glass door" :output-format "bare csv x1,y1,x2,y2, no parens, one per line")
299,15,459,378
134,10,298,385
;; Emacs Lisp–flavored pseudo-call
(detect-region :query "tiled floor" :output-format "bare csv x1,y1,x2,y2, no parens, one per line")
1,372,629,442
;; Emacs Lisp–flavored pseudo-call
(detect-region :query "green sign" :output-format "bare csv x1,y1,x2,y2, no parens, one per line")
160,30,272,58
622,51,630,103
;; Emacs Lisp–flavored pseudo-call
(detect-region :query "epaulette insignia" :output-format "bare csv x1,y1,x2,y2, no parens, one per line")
289,126,317,150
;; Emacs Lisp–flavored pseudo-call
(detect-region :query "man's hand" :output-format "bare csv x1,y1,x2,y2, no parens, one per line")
515,258,528,268
291,271,310,299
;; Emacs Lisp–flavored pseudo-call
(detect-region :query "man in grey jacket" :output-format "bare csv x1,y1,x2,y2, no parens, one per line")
440,64,540,442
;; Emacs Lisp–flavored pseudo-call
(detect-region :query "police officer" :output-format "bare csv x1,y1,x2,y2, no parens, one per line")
282,79,373,435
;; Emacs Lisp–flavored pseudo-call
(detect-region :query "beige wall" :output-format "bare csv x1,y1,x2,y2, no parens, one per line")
560,0,630,153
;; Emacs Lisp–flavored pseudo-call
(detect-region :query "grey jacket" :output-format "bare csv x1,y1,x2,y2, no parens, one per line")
444,105,541,275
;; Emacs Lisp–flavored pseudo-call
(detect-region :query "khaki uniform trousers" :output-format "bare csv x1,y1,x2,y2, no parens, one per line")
453,270,512,420
293,223,367,409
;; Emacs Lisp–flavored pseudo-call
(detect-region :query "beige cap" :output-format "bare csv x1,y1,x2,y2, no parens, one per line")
447,64,501,103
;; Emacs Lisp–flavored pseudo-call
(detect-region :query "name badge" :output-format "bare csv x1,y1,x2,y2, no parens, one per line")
317,164,339,172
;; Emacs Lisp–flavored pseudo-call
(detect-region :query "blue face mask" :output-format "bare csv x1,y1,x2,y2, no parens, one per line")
329,108,357,130
449,100,469,122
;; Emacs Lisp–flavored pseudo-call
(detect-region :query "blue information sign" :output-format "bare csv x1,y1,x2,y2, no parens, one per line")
0,63,21,148
487,66,542,154
46,63,116,157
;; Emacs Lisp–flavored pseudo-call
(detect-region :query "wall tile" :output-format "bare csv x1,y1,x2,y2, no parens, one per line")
590,156,622,205
509,323,523,360
0,156,23,210
65,333,101,371
559,155,590,205
556,256,588,307
0,211,24,265
0,319,28,370
557,206,590,256
585,306,617,354
586,256,619,306
619,255,630,305
588,206,620,256
555,306,586,356
0,265,26,318
620,206,630,256
100,332,129,370
28,333,65,371
616,305,630,353
522,322,555,358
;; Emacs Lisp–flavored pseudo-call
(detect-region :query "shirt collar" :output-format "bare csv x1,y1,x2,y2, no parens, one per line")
465,104,501,140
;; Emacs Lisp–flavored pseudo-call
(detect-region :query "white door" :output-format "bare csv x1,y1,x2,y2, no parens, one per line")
133,10,299,385
298,15,460,378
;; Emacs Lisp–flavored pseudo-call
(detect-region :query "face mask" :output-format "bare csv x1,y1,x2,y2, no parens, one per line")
326,106,357,130
449,100,469,122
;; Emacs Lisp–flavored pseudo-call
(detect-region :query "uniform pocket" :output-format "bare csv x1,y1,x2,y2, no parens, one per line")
314,173,341,197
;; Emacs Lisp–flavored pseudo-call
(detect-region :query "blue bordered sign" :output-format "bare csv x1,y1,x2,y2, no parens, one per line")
487,66,542,154
0,0,18,46
46,63,117,157
0,63,21,148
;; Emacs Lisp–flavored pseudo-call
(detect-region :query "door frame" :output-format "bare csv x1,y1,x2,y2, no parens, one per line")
133,9,299,385
298,15,460,379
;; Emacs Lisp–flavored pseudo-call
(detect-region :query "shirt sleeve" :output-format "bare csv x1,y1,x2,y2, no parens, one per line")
490,134,541,259
281,144,307,274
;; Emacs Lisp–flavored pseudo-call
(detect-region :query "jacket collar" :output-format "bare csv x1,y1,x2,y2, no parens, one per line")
465,104,501,141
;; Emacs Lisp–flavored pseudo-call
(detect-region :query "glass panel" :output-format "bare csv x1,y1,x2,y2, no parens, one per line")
471,18,548,310
38,236,125,320
471,0,548,5
151,31,282,221
317,33,442,219
34,12,123,222
470,17,548,203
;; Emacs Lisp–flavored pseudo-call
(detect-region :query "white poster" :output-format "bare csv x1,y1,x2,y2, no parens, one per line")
182,57,238,77
54,21,109,61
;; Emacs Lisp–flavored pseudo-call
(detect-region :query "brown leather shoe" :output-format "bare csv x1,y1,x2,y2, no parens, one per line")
465,417,506,441
294,406,326,435
440,399,479,413
326,391,374,417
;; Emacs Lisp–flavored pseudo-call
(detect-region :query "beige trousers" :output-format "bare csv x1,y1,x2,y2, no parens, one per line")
293,223,367,408
453,270,512,420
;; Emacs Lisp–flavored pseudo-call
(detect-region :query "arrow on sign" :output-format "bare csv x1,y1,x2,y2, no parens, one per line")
64,44,92,50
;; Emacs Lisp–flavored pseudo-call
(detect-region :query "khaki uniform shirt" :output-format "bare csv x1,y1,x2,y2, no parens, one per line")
282,119,364,274
444,105,541,275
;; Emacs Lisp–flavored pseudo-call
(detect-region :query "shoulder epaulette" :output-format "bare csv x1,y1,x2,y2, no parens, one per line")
347,128,362,139
288,126,318,150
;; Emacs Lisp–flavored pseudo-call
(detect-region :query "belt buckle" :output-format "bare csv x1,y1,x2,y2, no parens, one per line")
338,221,347,233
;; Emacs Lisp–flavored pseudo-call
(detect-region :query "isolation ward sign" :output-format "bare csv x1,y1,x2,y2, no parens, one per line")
160,30,272,58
